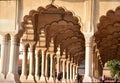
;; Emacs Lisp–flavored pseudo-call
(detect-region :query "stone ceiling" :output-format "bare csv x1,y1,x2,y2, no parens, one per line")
22,4,85,64
95,6,120,64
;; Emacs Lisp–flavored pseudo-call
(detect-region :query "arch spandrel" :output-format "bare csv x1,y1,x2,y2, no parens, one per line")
95,6,120,63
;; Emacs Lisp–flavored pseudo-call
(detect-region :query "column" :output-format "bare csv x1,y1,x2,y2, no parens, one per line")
45,54,48,80
70,62,72,82
73,63,75,82
76,64,78,74
66,60,70,83
35,50,40,81
27,42,35,81
62,59,66,82
49,54,54,81
0,35,6,80
56,55,60,82
40,49,46,81
83,35,93,82
6,35,19,82
20,43,27,80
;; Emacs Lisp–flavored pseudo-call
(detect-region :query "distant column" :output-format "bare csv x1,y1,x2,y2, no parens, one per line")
40,49,46,81
35,50,40,81
20,42,27,80
66,60,70,82
49,54,54,81
27,42,35,81
0,35,6,80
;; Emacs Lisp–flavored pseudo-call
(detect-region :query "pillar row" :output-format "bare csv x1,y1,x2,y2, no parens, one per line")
6,35,20,82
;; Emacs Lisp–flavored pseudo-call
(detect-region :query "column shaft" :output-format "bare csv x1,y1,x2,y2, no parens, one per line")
0,35,6,79
83,35,93,82
70,63,72,81
20,45,27,80
27,43,35,81
62,60,65,79
35,51,40,80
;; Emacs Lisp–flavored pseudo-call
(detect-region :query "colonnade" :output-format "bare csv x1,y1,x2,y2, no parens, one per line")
0,34,20,83
20,42,79,83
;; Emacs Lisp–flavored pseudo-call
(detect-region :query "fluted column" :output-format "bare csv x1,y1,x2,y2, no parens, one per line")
83,34,93,82
6,35,19,82
40,49,46,81
20,43,27,80
49,54,54,81
35,50,40,81
27,42,35,81
0,35,6,80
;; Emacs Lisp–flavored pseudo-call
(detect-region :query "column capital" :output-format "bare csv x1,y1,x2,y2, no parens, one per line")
29,41,36,47
84,33,93,47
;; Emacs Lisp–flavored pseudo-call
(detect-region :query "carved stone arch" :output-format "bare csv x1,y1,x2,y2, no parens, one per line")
95,6,120,63
22,4,85,63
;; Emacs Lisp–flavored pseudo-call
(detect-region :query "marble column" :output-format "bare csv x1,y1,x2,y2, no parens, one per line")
66,60,70,83
83,35,93,82
20,43,27,80
73,63,76,82
62,59,66,82
76,64,78,74
45,54,48,80
27,42,35,81
6,35,20,82
57,56,60,77
0,35,6,80
70,62,73,82
35,50,40,81
40,50,46,81
49,54,54,81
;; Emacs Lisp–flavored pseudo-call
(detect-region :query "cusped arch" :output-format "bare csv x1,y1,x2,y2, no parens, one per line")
22,4,85,63
95,6,120,64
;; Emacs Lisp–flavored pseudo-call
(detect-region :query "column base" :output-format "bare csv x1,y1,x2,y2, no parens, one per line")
66,79,70,83
83,76,92,82
6,73,20,82
27,74,35,82
0,73,5,80
40,75,46,82
49,77,54,83
62,79,66,83
20,74,27,81
35,75,40,81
